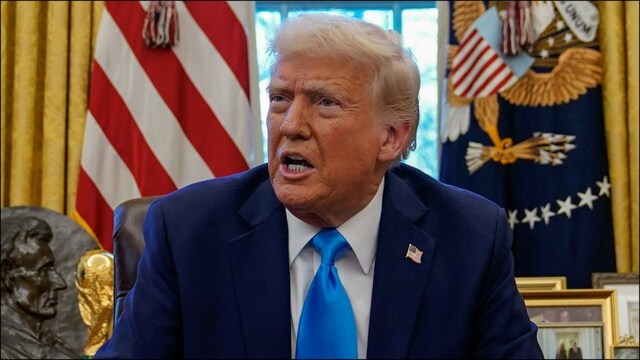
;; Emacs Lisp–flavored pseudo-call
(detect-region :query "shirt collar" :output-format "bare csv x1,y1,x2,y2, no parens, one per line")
287,178,384,274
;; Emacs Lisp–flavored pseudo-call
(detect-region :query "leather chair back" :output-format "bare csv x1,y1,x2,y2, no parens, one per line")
112,196,160,325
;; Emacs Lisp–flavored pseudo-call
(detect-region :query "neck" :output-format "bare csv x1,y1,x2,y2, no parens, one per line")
1,296,44,334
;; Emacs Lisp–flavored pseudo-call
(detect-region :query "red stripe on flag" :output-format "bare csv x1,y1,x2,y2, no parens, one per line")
460,53,500,97
76,168,115,252
457,28,479,53
451,30,482,74
107,1,249,177
185,1,250,99
469,61,509,97
452,45,491,89
89,63,178,195
486,71,515,96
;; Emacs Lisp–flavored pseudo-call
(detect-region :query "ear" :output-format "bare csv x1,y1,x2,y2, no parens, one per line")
377,122,411,163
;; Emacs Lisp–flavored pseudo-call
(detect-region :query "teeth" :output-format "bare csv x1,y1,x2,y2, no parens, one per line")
287,164,306,172
288,155,304,160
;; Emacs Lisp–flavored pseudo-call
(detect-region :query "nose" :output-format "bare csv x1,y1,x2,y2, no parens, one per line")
50,269,67,290
279,99,311,139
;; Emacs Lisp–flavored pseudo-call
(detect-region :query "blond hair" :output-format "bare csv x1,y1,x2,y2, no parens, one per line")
268,13,420,160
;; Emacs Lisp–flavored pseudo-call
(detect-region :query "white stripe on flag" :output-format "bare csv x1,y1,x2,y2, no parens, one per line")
480,71,516,98
451,30,481,70
466,55,504,96
227,1,254,33
173,1,254,165
454,45,496,96
451,43,489,87
450,31,482,84
81,112,142,209
95,10,215,188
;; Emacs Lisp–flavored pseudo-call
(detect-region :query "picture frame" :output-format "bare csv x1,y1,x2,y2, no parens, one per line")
523,289,617,359
516,276,567,292
592,272,640,345
537,323,604,359
612,342,639,359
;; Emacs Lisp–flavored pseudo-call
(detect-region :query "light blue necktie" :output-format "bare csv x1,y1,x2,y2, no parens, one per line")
296,228,358,359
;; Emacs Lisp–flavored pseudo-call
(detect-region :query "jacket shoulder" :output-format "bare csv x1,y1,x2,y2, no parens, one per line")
390,164,502,215
155,164,270,210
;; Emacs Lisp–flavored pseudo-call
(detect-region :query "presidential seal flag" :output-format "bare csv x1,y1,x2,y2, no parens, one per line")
440,1,615,288
74,1,261,251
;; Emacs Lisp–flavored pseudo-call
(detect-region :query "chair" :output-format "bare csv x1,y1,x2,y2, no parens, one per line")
111,196,160,325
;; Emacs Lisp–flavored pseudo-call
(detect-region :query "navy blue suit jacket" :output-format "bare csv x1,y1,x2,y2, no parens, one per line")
95,163,543,358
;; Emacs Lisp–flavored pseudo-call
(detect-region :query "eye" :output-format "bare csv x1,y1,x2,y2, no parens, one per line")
37,260,55,276
318,98,338,107
270,94,286,102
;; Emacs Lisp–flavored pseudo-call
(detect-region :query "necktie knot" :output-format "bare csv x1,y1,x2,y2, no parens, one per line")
311,228,349,266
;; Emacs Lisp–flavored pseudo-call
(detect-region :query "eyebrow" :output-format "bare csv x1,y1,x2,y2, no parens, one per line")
268,79,349,99
35,257,54,269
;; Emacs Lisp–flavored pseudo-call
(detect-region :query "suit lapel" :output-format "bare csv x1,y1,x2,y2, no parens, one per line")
226,171,437,358
229,180,291,358
367,172,436,359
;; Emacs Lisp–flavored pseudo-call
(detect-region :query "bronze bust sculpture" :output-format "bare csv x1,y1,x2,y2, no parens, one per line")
1,216,78,359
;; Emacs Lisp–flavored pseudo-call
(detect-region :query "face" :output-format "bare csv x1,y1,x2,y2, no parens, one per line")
8,236,67,319
267,54,409,227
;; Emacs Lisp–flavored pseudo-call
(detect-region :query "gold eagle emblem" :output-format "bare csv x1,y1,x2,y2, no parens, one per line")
446,1,602,173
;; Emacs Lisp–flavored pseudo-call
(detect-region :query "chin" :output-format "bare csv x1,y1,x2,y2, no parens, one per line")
274,190,306,209
41,312,56,319
38,306,57,318
273,184,314,210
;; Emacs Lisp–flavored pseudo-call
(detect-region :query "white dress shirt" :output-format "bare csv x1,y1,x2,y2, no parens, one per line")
288,178,384,359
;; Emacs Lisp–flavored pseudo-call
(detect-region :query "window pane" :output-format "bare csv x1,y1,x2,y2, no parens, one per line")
289,9,355,18
361,10,393,29
256,11,281,160
288,9,392,29
401,8,439,177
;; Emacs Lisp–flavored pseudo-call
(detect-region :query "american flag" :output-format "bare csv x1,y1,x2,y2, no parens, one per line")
405,244,423,264
74,1,260,251
450,7,533,99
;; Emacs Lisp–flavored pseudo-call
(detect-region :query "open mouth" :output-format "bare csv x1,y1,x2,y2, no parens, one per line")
284,155,313,172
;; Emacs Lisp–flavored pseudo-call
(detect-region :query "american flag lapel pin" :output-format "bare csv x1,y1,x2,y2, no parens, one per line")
405,244,423,264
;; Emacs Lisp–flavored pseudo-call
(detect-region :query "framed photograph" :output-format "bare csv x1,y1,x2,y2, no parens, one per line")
537,323,604,359
523,289,617,359
516,276,567,292
612,343,639,359
592,272,639,344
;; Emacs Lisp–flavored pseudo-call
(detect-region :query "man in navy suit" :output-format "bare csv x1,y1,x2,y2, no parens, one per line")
95,13,543,359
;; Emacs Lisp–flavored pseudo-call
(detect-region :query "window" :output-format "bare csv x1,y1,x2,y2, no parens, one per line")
255,1,439,177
